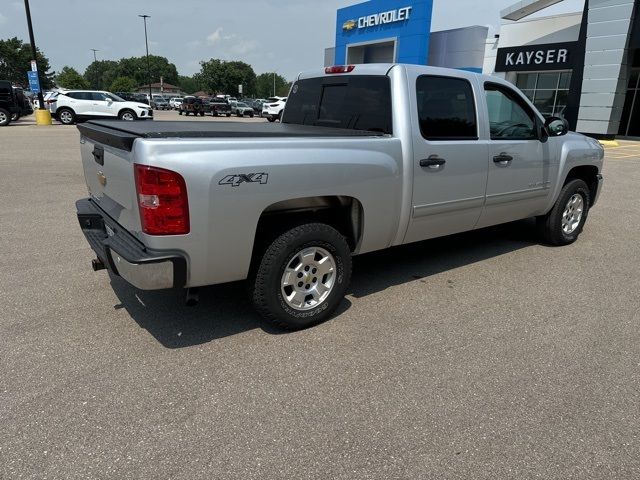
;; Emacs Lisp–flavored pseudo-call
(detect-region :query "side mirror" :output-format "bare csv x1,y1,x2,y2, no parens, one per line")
545,116,569,137
106,97,113,104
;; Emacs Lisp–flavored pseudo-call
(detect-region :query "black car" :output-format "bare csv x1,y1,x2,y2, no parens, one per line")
11,87,34,121
0,80,21,126
115,92,139,102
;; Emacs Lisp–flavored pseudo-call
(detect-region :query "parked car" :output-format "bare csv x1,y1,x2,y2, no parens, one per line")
208,98,232,117
233,101,255,117
51,90,153,125
251,99,267,115
0,80,21,126
169,97,183,109
178,96,205,116
11,87,34,121
151,95,170,110
115,92,138,102
75,64,604,330
262,96,287,122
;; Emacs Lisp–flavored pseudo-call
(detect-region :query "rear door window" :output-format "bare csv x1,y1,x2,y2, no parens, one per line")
416,75,478,140
283,75,392,134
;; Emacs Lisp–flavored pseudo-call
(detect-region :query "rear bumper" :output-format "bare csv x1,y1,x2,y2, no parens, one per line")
76,198,187,290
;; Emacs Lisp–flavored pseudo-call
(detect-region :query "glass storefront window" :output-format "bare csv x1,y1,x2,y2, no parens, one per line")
619,67,640,137
514,71,572,118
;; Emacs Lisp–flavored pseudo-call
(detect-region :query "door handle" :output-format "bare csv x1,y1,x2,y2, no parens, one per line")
493,153,513,164
419,156,446,169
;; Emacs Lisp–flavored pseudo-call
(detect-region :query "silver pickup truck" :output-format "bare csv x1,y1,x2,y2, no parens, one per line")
75,64,604,329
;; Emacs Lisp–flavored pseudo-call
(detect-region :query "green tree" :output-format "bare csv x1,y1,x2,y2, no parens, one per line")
109,76,137,93
84,60,118,90
0,37,55,89
196,59,256,96
255,72,288,98
116,55,179,87
178,75,201,94
56,66,90,89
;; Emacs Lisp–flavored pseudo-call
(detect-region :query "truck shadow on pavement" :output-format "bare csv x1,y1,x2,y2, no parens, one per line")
110,218,538,348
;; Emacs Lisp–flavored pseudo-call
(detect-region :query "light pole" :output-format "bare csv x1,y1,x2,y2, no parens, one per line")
90,49,99,62
23,0,44,110
273,72,275,97
138,14,152,104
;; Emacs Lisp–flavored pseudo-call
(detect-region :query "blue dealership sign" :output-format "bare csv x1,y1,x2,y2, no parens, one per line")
335,0,433,65
27,71,41,94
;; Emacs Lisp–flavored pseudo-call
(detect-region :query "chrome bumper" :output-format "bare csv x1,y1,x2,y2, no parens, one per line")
76,198,187,290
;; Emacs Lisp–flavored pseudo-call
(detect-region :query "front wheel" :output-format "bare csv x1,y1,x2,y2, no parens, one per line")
250,223,352,330
118,110,136,121
537,179,590,246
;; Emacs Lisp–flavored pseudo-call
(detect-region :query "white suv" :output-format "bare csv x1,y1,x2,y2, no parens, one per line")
169,97,183,109
50,90,153,125
262,97,287,122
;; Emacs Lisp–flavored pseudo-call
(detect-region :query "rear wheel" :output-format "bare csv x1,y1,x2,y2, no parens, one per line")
200,111,205,116
57,108,75,125
178,110,183,115
11,112,20,122
249,112,254,118
537,179,590,246
267,116,276,123
250,223,352,330
226,113,231,117
0,108,11,126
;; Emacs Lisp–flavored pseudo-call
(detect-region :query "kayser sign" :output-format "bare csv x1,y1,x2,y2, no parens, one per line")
495,41,579,72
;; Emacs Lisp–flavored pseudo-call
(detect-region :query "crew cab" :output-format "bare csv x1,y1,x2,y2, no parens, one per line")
208,98,232,117
75,64,604,329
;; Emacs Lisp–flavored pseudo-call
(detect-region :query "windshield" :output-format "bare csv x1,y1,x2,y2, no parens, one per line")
237,102,248,107
282,76,392,133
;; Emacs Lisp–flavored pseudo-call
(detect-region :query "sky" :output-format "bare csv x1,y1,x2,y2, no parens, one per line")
0,0,583,81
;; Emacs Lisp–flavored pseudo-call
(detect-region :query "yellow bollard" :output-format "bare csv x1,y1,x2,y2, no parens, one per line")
35,108,52,125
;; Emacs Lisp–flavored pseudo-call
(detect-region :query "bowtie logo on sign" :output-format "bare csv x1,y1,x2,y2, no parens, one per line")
342,6,412,31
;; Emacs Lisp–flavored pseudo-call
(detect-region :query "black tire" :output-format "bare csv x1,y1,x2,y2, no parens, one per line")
250,223,352,330
57,108,75,125
200,111,205,116
267,116,276,123
118,109,136,121
11,112,20,122
249,112,254,118
0,108,11,126
226,113,231,117
178,110,182,115
537,179,590,246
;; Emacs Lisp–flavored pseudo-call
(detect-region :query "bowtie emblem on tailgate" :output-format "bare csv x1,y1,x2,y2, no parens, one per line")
97,171,107,187
219,173,269,187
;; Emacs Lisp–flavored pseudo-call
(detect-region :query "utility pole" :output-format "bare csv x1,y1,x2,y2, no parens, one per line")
89,48,100,89
139,14,152,105
273,72,275,97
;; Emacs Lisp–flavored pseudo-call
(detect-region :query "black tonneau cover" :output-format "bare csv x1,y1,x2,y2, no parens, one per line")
77,120,385,151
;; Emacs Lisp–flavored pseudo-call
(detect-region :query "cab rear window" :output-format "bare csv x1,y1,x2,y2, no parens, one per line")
282,75,392,134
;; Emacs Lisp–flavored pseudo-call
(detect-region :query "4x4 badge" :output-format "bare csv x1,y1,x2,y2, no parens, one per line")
219,173,268,187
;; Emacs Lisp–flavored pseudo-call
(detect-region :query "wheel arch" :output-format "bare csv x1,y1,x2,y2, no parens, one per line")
564,165,599,206
252,195,365,259
118,108,136,119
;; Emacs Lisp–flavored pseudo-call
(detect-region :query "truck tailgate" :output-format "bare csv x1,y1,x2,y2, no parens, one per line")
78,126,141,234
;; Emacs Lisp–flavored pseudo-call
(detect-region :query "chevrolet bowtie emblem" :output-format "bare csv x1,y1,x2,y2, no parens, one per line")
97,171,107,187
343,19,357,31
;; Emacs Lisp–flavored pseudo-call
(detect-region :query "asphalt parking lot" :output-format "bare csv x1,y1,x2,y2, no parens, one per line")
1,113,640,479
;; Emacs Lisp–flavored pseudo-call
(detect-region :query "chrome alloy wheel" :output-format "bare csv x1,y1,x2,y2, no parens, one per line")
562,193,584,234
0,110,7,124
59,110,73,124
280,247,336,311
121,111,135,121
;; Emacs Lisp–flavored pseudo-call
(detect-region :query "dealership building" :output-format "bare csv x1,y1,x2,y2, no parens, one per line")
325,0,640,138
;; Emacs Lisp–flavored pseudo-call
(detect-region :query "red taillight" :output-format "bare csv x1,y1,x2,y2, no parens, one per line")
325,65,355,74
134,164,190,235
